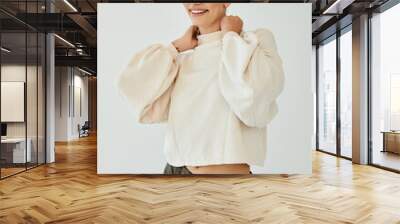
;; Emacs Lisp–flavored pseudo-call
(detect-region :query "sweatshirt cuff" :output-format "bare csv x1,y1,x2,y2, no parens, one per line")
166,43,179,58
222,30,259,49
222,31,240,41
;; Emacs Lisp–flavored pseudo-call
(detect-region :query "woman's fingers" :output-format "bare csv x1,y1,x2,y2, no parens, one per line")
221,15,243,34
191,26,199,39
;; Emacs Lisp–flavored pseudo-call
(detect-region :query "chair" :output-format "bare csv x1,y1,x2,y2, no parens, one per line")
79,121,90,138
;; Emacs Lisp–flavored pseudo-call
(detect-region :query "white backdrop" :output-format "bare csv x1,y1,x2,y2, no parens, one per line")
98,3,313,174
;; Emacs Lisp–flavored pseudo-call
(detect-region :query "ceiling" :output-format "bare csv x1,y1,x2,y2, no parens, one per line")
0,0,394,75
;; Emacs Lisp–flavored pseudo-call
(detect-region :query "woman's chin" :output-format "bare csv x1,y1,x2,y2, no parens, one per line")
190,20,208,28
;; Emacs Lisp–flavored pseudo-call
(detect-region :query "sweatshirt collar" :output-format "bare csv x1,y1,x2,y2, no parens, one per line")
197,30,224,45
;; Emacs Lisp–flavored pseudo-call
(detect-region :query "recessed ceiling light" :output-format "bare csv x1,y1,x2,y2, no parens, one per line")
78,67,93,76
63,0,78,12
322,0,352,15
54,34,75,48
1,47,11,53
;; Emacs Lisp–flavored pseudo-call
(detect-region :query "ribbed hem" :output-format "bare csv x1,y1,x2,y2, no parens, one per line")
166,157,265,168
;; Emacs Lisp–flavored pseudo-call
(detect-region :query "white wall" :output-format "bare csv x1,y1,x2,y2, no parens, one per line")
98,3,313,174
55,67,89,141
55,67,69,141
1,82,25,122
71,73,89,138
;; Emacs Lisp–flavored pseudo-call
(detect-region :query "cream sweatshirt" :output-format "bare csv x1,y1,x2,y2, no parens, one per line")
118,28,284,167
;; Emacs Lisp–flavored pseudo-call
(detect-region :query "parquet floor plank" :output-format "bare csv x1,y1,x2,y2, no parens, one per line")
0,134,399,223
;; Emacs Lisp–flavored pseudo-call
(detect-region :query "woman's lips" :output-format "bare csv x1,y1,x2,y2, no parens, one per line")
190,9,209,17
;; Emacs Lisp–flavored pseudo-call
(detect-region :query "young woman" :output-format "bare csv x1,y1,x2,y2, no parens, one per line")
118,3,284,174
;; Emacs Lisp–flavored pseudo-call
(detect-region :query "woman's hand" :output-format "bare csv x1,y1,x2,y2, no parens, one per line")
172,25,199,52
221,16,243,34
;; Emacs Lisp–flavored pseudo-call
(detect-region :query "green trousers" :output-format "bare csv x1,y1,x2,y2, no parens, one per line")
164,163,253,174
163,163,193,175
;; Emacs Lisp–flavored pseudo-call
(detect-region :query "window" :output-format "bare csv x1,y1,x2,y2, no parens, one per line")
339,29,352,158
317,37,337,154
371,3,400,171
390,74,400,130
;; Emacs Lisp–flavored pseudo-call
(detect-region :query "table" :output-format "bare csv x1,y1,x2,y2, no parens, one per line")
381,131,400,154
1,138,32,163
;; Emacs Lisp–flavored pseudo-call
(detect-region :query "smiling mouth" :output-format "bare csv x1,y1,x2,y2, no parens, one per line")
189,9,209,17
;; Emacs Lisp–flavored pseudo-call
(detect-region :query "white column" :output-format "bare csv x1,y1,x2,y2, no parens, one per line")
46,32,55,163
352,14,369,164
45,0,56,163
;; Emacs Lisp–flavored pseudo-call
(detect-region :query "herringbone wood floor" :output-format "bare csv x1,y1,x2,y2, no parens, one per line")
1,134,400,224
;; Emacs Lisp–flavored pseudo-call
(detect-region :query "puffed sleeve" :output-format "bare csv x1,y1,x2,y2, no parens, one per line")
118,43,179,123
218,28,285,128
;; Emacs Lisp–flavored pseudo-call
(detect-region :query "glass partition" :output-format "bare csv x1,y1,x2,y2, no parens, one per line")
27,31,38,169
0,31,28,177
0,1,46,179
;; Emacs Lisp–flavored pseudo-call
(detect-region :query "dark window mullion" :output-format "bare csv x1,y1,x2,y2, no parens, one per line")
36,0,39,167
316,45,320,150
0,25,2,179
336,29,341,157
367,11,373,165
44,2,47,164
25,0,28,171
